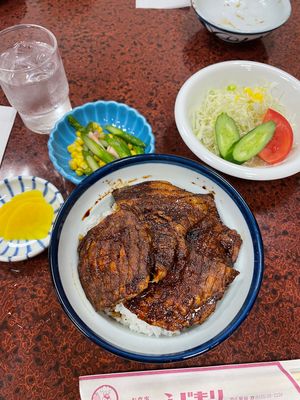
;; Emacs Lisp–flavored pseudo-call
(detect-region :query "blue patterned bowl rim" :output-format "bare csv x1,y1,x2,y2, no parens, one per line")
48,100,155,185
191,0,291,36
0,176,64,262
49,154,264,363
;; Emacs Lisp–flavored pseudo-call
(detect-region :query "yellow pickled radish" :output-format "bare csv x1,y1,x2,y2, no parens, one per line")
0,190,54,240
8,189,41,203
0,192,39,227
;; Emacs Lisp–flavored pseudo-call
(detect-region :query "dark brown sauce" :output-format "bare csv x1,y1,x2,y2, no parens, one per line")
82,179,132,220
127,178,138,184
82,208,91,220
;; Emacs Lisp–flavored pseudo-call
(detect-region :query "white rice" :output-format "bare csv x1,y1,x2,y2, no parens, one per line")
111,303,180,337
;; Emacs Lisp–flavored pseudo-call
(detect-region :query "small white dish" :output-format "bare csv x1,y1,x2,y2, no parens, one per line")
49,155,263,362
0,176,64,262
175,60,300,180
192,0,291,43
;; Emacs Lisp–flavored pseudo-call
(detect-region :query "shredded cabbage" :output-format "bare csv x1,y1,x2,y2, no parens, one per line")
191,84,283,156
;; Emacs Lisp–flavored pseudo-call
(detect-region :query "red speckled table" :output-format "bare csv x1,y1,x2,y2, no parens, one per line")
0,1,299,399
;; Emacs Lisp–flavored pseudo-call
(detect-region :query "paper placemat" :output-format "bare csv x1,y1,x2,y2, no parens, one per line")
79,360,300,400
136,0,190,9
0,106,17,166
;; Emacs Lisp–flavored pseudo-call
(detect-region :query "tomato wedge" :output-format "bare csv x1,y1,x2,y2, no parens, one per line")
258,108,293,164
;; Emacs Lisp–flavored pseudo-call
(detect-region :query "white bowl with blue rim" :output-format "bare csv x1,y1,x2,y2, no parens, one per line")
192,0,291,43
48,100,155,185
49,154,263,363
175,60,300,180
0,176,64,262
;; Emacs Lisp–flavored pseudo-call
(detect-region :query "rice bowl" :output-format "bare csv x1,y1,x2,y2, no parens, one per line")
49,154,263,362
109,304,179,337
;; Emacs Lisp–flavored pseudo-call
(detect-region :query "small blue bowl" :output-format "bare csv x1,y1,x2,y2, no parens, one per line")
48,101,155,185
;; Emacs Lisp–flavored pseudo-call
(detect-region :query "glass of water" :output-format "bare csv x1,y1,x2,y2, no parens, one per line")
0,24,72,134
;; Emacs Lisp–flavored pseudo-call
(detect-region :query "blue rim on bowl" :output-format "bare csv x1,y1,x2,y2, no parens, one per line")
48,100,155,185
191,0,292,37
192,10,288,37
0,176,64,262
49,154,264,363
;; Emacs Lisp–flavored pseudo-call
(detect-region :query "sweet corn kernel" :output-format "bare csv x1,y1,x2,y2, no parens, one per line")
98,160,106,167
127,143,133,149
67,144,76,153
76,170,83,176
130,150,137,156
69,159,78,170
244,87,264,103
71,151,79,159
76,137,84,145
76,131,82,137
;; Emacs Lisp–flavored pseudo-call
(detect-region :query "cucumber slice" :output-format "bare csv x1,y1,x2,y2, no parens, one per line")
215,113,240,159
231,121,276,163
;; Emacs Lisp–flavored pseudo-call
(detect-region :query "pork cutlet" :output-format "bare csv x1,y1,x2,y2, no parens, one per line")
125,213,241,331
113,181,220,281
78,181,242,331
78,208,151,310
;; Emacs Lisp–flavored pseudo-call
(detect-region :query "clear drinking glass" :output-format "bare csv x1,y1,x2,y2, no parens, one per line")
0,24,72,134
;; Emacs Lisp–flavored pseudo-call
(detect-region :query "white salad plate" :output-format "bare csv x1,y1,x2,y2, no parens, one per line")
49,155,263,362
0,176,64,262
175,60,300,180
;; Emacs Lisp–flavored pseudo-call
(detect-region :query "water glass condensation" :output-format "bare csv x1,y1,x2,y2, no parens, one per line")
0,24,72,134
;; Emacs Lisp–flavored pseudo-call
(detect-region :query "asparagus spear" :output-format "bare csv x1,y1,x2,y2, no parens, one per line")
105,135,131,158
83,149,99,172
132,145,145,155
105,125,146,148
67,115,88,134
82,135,115,163
68,116,115,163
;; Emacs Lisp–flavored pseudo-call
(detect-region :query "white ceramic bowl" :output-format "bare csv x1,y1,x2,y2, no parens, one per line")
192,0,291,43
0,176,64,262
49,155,263,362
175,61,300,180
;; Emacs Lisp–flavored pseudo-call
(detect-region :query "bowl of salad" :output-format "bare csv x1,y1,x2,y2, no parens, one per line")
48,101,155,185
175,60,300,180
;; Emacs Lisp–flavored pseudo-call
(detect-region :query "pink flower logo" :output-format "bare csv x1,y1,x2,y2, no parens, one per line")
91,385,119,400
